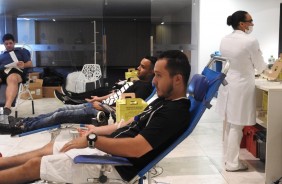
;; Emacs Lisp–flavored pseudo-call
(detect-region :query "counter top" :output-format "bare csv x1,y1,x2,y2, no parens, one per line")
255,78,282,91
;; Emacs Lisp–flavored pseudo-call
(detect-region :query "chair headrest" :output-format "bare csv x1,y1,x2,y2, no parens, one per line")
188,74,209,101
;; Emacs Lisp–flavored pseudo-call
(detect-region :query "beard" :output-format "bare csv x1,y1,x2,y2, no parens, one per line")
158,83,174,99
138,74,144,80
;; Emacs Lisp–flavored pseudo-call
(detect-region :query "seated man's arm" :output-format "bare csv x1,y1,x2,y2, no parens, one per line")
91,101,104,111
79,117,134,136
61,133,152,158
23,60,33,68
85,93,113,103
96,135,152,158
17,48,33,69
17,60,33,69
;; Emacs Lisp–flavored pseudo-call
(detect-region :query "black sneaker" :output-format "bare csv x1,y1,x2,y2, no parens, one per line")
0,123,11,134
54,90,74,104
3,107,11,115
0,122,23,135
61,86,72,97
9,116,25,127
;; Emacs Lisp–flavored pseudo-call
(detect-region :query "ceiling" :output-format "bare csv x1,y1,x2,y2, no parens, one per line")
0,0,192,22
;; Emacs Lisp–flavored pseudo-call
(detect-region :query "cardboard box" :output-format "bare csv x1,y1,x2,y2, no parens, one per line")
28,72,40,81
43,86,62,98
21,79,43,99
116,97,148,122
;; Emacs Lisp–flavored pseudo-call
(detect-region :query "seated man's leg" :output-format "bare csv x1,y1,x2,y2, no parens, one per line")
19,103,92,126
70,86,112,100
40,141,121,183
5,72,22,110
40,103,90,119
0,141,122,183
23,103,99,132
0,103,98,135
0,142,54,183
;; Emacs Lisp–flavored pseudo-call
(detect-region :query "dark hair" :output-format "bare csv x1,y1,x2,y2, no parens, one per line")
227,10,248,29
144,56,157,70
158,50,191,87
2,33,15,42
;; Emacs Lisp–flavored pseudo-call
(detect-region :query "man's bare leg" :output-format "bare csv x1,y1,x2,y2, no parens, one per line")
0,142,53,170
5,73,22,109
0,157,41,184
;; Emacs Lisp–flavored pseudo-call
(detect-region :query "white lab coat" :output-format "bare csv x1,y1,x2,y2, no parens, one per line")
216,30,267,125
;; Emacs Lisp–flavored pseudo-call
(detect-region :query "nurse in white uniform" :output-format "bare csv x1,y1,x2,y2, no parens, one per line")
216,10,267,171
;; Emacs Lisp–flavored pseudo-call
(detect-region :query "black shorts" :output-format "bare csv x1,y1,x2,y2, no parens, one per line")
0,68,25,83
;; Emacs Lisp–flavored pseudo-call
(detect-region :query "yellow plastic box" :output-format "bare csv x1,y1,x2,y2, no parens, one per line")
116,98,148,122
262,91,268,111
125,70,138,80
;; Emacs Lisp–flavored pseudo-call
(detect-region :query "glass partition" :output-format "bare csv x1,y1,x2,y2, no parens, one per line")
16,19,104,69
151,0,192,59
0,0,193,85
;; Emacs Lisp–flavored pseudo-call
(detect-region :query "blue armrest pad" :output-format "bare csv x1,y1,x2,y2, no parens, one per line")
74,155,133,166
13,125,61,137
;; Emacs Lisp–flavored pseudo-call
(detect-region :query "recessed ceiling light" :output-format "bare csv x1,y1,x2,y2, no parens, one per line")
52,19,56,22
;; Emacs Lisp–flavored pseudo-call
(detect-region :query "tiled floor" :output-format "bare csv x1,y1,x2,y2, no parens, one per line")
0,98,266,184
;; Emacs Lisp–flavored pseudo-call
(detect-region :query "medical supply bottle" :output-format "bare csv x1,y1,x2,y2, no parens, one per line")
268,55,275,64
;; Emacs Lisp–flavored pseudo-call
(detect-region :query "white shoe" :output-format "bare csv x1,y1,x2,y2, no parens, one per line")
226,162,248,172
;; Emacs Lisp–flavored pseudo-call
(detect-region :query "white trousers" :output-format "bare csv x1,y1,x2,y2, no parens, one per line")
224,122,244,170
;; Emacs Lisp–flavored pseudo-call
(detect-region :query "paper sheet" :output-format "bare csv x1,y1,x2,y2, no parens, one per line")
4,51,22,73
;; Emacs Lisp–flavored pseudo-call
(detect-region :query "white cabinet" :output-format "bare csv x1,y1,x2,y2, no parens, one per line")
255,79,282,184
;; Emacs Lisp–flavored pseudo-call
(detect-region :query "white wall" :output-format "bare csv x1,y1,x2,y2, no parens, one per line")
197,0,281,73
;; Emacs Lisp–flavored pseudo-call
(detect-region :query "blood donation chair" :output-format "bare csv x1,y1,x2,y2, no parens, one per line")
73,56,230,184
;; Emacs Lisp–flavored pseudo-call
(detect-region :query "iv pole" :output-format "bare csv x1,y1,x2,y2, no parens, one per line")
93,20,97,88
93,20,96,65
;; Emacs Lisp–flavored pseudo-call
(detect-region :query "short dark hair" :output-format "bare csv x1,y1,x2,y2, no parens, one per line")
227,10,248,30
2,33,15,43
144,56,157,70
158,50,191,87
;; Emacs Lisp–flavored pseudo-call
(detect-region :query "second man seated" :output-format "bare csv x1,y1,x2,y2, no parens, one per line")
0,56,157,135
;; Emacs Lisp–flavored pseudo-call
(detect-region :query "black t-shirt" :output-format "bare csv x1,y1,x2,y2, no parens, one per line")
124,80,153,100
110,97,191,181
102,80,153,106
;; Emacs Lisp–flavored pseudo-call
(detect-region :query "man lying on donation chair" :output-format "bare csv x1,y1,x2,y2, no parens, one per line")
74,55,229,184
54,57,157,105
0,50,191,183
0,33,33,115
0,56,157,135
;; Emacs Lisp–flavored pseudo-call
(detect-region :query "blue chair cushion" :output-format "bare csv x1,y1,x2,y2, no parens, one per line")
188,74,209,101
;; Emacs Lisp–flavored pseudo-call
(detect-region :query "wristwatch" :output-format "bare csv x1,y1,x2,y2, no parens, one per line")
87,133,97,148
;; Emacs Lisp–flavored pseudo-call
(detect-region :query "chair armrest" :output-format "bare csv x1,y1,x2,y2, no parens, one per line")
74,155,133,166
99,103,116,114
13,125,61,137
99,103,116,121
